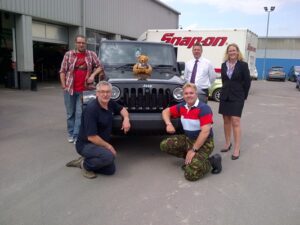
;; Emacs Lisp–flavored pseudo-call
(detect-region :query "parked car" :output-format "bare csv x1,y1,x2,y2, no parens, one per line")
209,78,222,102
267,66,286,81
250,67,258,80
288,66,300,82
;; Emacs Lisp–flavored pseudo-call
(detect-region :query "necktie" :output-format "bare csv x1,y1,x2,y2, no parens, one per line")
190,59,198,83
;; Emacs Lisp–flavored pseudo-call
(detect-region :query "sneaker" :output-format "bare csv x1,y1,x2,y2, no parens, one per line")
80,160,97,179
209,154,222,174
65,157,83,168
67,136,74,143
73,138,77,145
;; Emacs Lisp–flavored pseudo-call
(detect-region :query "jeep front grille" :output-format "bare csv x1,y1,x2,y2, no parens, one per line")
121,88,172,112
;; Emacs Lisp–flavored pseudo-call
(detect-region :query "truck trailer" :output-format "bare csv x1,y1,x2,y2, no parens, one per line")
138,29,258,79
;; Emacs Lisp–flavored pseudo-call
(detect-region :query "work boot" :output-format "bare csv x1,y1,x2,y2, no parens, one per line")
209,154,222,174
80,160,97,179
65,157,83,168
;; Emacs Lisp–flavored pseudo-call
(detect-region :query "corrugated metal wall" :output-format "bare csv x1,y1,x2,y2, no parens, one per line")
258,37,300,50
0,0,81,25
85,0,179,38
257,49,300,59
257,37,300,59
0,0,179,39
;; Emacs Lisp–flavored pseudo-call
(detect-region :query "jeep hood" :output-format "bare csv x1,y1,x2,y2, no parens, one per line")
104,68,183,81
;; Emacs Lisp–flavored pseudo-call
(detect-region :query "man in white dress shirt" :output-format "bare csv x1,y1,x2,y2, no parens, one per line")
184,42,216,103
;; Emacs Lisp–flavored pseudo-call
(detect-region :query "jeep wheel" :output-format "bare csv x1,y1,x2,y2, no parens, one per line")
212,88,221,102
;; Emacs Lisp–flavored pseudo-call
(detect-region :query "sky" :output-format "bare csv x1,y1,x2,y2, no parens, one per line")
160,0,300,37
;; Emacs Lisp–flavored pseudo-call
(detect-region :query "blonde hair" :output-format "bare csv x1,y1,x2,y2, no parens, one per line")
183,83,197,92
223,43,244,62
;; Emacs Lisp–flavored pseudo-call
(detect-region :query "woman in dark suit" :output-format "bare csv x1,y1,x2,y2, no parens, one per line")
218,43,251,160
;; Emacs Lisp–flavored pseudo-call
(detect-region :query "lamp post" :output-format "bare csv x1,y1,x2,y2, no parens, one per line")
262,6,275,80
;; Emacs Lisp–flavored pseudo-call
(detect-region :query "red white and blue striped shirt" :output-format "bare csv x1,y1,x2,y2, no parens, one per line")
169,99,213,140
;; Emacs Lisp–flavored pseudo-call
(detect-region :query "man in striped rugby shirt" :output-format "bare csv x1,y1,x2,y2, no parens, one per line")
160,83,222,181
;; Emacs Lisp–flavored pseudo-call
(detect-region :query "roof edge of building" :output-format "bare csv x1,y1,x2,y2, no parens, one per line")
152,0,180,15
259,36,300,39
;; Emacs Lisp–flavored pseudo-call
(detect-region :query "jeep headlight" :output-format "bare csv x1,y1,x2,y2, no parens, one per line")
111,86,121,100
82,91,96,104
173,87,183,101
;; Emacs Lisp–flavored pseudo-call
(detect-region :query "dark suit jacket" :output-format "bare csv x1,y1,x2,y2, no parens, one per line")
220,60,251,102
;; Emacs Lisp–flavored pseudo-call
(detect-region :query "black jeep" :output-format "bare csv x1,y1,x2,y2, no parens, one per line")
83,40,185,134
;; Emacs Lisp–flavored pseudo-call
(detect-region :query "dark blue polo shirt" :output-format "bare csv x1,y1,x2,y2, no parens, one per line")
76,98,123,150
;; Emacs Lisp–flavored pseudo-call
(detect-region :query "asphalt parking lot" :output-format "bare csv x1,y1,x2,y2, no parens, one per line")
0,80,299,225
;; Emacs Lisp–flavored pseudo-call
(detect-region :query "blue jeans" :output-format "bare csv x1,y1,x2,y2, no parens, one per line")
76,143,116,175
63,91,82,139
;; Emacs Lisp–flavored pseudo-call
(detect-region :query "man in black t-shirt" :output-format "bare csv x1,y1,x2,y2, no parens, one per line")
66,81,130,179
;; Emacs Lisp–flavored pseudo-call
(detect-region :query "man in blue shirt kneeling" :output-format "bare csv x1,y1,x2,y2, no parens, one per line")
66,81,130,179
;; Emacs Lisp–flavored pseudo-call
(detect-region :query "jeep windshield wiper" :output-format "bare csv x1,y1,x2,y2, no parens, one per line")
153,65,173,68
152,65,175,70
115,64,134,69
153,65,176,71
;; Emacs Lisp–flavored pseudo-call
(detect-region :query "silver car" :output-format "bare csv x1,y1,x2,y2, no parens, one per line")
267,66,286,81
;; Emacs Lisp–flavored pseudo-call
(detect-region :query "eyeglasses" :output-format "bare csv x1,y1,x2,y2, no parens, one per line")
97,90,111,94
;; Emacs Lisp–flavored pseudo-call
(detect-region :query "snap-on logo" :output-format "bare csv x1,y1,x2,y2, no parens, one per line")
161,33,228,48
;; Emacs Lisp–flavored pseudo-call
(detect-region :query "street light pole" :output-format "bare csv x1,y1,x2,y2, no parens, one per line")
262,6,275,80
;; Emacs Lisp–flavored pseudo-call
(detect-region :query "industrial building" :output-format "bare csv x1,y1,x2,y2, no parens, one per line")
256,37,300,80
0,0,179,89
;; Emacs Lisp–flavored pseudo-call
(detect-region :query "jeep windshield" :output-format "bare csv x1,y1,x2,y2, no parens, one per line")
99,41,179,79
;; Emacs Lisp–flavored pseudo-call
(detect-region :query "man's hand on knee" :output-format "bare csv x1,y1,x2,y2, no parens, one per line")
185,150,196,165
105,143,117,156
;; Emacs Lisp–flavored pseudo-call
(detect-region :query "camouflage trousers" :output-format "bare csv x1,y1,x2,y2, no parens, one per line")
160,135,214,181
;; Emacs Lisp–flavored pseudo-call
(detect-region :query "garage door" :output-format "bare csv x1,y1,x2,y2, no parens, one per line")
32,21,68,44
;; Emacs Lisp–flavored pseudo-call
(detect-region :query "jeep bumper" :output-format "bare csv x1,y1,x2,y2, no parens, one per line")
112,113,182,135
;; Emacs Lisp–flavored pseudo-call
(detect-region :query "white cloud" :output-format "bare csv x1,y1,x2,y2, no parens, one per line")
159,0,176,3
160,0,298,15
184,23,200,30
